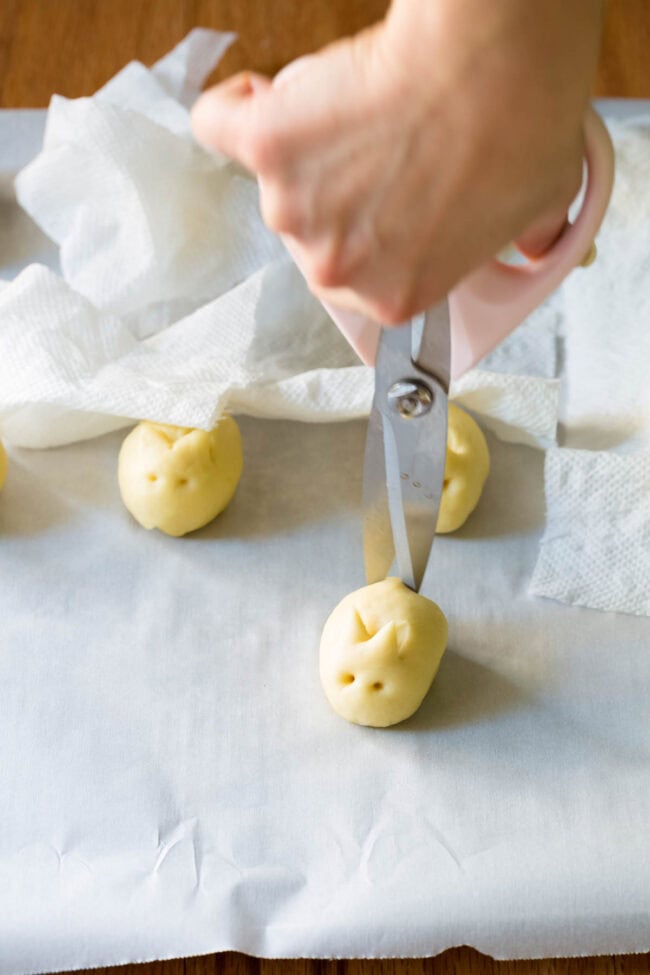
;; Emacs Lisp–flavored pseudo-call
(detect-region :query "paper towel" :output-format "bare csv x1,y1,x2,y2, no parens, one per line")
529,110,650,617
530,447,650,616
0,261,558,449
1,30,559,453
15,92,283,322
14,29,283,338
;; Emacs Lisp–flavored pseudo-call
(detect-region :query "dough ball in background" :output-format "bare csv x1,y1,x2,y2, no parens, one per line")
0,438,6,491
437,402,490,534
320,577,448,728
118,417,242,537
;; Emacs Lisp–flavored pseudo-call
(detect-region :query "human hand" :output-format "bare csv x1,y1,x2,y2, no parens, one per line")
191,0,603,324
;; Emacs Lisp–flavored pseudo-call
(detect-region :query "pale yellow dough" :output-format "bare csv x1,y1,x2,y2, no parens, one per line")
437,402,490,534
0,438,6,491
118,418,242,536
320,578,448,728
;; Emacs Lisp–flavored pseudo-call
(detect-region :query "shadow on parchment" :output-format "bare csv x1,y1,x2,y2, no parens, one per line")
0,450,72,537
195,421,547,545
1,419,366,541
2,407,547,546
0,431,124,537
558,417,644,451
442,435,546,543
404,650,529,733
187,416,366,543
0,198,58,277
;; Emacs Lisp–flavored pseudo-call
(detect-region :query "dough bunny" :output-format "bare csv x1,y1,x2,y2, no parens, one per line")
118,418,242,536
320,578,448,727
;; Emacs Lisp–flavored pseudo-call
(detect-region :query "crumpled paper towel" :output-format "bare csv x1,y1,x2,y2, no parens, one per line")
530,110,650,618
14,31,283,328
0,28,559,454
0,260,559,449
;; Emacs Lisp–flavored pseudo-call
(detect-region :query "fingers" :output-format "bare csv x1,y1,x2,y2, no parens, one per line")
308,271,422,326
515,206,569,259
516,212,598,269
191,72,272,172
284,234,392,323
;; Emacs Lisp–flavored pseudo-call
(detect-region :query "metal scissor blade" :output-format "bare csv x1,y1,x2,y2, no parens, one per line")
385,381,448,590
412,302,451,389
362,404,394,584
362,301,451,592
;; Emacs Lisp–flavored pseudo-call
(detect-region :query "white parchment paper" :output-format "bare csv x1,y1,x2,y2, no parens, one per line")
2,422,649,971
1,105,649,972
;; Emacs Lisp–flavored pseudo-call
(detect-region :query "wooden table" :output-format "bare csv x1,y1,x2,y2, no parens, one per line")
0,3,648,975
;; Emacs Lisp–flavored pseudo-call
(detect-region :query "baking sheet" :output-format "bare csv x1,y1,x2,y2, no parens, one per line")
1,106,649,973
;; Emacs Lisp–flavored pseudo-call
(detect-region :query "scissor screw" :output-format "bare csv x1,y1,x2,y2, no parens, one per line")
387,379,433,418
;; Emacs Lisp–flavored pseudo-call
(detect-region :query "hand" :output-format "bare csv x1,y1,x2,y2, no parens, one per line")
191,0,603,324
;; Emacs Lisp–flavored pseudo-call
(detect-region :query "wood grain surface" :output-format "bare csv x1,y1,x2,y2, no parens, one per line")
86,950,650,975
1,0,649,106
0,3,648,975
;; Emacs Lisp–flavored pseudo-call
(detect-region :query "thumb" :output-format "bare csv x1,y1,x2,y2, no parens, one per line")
191,71,272,172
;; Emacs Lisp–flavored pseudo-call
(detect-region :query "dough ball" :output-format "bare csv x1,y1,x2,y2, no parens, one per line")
0,438,6,491
437,402,490,534
320,577,448,728
118,418,242,536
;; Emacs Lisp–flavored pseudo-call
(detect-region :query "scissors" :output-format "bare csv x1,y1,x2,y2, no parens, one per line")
298,107,615,592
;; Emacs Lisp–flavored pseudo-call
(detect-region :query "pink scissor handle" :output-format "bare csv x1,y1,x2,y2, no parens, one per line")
317,106,614,379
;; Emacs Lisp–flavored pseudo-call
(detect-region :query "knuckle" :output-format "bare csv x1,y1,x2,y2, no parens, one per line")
376,287,419,325
380,305,410,326
309,258,343,290
306,245,348,289
246,126,283,174
260,189,301,235
307,231,373,289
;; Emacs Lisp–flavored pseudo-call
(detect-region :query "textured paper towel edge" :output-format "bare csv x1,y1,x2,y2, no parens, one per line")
451,370,559,449
0,362,558,451
530,446,650,616
0,261,560,449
